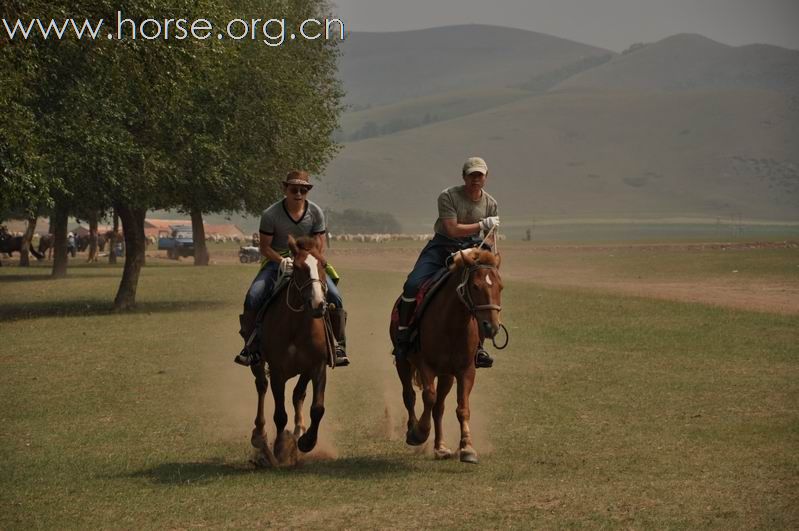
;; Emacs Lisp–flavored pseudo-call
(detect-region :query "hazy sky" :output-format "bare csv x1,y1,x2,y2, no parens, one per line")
331,0,799,52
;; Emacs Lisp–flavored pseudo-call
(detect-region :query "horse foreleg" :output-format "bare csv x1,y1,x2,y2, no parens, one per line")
298,365,326,453
292,374,311,437
270,374,288,435
456,368,478,464
396,358,419,443
409,364,436,446
433,374,455,459
250,362,277,467
251,362,269,448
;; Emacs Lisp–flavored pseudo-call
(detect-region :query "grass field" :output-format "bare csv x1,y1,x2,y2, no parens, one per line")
1,242,798,528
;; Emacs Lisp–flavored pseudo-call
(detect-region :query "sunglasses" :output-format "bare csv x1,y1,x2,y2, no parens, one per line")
287,186,310,195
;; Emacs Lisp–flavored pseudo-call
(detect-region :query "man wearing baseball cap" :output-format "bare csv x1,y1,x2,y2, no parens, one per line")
394,156,500,368
234,170,350,368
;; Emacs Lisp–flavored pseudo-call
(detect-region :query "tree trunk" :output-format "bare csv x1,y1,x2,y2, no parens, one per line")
190,208,210,266
109,210,119,264
51,204,69,278
113,205,146,311
19,217,37,267
87,212,99,262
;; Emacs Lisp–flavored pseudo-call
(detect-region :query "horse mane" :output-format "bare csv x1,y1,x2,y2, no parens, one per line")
294,235,318,252
292,235,324,263
449,248,498,270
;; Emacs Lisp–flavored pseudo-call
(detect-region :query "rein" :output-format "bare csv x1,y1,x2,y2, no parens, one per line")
455,248,509,351
285,276,326,313
455,263,502,313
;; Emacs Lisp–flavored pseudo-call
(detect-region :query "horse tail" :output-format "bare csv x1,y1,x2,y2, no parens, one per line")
30,247,43,260
410,363,422,390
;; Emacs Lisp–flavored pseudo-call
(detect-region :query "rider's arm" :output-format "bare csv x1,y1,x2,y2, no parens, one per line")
259,234,284,263
315,233,328,265
441,218,482,239
438,188,481,239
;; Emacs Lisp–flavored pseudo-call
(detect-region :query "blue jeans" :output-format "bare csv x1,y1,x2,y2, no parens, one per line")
402,233,481,298
245,261,343,312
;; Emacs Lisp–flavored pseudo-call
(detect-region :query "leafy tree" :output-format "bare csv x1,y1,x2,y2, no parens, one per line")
158,0,343,266
2,0,344,308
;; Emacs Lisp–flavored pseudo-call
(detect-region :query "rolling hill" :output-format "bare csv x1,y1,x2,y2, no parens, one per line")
556,33,799,92
313,27,799,231
314,89,799,230
338,24,614,107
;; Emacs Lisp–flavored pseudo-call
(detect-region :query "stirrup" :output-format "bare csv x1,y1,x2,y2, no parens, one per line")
393,341,412,361
334,348,350,367
475,348,493,368
234,347,259,367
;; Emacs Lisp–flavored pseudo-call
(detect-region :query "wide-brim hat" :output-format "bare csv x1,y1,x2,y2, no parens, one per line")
282,170,313,189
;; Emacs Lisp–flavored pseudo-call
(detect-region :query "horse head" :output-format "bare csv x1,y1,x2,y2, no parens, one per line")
454,248,503,339
288,235,327,318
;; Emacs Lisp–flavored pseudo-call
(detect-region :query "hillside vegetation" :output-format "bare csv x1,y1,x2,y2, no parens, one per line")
319,29,799,229
316,89,798,229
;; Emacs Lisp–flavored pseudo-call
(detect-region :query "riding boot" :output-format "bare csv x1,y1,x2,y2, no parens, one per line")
393,298,417,360
475,340,494,368
329,308,350,367
234,309,260,366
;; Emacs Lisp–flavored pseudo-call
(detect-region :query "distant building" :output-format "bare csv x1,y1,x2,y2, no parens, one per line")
144,218,245,240
204,223,246,240
70,224,115,237
2,218,51,236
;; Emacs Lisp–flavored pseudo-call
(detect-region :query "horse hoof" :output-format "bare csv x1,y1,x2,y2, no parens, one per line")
250,430,266,449
405,428,428,446
251,450,272,468
460,449,479,464
434,446,454,460
275,430,299,466
297,432,317,453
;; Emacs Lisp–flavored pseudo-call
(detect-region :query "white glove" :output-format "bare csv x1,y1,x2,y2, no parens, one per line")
479,216,500,232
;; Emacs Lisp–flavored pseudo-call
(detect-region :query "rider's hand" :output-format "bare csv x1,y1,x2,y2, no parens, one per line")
479,216,500,232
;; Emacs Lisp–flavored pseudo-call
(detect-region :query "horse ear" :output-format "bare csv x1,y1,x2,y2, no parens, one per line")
288,235,299,256
460,249,475,267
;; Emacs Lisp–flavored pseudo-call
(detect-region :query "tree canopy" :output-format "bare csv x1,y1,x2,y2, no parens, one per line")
1,0,343,306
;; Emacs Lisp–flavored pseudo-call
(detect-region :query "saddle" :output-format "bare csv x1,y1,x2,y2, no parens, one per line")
390,266,452,345
251,258,336,368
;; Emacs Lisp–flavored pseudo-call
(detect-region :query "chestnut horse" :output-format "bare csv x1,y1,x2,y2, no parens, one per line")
391,247,503,463
250,236,334,466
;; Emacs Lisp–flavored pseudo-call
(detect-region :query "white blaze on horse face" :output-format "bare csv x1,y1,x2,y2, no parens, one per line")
305,254,325,308
485,273,493,286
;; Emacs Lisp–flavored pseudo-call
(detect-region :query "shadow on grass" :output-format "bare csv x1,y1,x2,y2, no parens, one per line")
0,272,125,283
0,273,57,283
0,299,227,322
130,459,256,485
291,456,418,479
132,456,417,485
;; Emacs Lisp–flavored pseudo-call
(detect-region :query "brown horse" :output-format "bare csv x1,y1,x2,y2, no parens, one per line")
37,234,53,260
391,247,503,463
250,235,333,466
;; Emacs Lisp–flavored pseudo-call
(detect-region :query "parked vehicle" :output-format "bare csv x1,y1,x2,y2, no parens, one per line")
239,245,261,264
158,225,194,259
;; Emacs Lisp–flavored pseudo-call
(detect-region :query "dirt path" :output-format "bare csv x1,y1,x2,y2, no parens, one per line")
325,241,799,315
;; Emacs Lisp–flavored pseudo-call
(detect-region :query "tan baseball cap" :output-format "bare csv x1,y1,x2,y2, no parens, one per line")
462,156,488,176
282,170,313,189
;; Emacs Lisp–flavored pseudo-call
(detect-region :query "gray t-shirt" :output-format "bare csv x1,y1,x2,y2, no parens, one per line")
433,185,498,238
259,199,326,255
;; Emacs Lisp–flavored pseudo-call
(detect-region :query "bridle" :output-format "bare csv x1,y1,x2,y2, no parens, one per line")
454,253,509,350
285,260,327,313
455,261,502,314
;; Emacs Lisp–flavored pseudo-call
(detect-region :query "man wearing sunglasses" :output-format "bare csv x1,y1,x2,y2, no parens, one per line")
394,156,499,368
234,170,350,368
